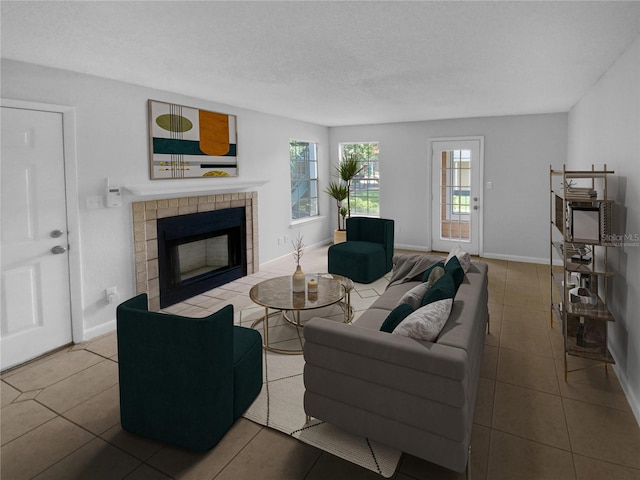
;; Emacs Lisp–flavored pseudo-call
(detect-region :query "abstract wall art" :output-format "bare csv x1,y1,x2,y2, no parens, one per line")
148,100,238,179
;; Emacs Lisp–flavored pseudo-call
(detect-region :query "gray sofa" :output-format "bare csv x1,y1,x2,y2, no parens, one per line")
303,255,489,474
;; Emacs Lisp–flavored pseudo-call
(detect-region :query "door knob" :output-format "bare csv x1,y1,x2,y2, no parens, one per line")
473,197,478,202
51,229,64,238
51,245,67,255
473,206,479,210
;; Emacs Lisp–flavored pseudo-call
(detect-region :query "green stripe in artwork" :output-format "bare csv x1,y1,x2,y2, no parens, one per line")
153,138,237,156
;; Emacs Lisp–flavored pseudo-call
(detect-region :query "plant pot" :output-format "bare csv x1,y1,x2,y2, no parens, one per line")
333,229,346,244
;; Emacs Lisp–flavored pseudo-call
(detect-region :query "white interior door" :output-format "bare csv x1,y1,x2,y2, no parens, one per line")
431,138,483,255
1,106,72,370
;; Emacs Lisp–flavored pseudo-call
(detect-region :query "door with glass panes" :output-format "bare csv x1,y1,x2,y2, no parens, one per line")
431,138,483,254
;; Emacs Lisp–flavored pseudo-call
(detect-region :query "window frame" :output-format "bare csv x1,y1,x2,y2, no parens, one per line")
289,139,319,222
338,142,380,218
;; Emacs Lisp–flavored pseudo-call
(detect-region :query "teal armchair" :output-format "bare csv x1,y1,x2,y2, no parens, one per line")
116,294,262,451
328,217,394,283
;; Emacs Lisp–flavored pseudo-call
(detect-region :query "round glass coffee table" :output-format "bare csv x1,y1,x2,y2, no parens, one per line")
249,273,353,354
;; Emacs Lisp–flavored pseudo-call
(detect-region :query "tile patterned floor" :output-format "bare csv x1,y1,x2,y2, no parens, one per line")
2,246,639,480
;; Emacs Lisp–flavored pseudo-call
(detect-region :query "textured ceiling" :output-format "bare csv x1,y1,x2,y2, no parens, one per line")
2,1,639,126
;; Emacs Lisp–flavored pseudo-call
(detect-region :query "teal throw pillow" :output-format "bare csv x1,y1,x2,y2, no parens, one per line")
421,273,456,306
444,255,465,292
380,303,414,333
421,261,445,283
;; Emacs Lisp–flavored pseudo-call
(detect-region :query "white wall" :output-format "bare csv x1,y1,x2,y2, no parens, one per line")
1,59,331,340
567,36,640,422
330,113,568,261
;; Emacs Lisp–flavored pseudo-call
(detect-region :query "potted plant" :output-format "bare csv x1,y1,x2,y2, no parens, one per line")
324,153,365,244
337,153,365,218
324,181,348,243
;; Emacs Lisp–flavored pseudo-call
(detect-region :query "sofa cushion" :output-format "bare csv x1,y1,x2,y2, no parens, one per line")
421,261,445,283
380,303,414,333
437,263,489,353
421,273,456,306
444,256,465,292
446,245,471,273
396,282,431,310
354,308,395,330
392,298,454,341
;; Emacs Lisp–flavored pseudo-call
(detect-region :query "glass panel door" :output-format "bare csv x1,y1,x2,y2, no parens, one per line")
431,138,483,254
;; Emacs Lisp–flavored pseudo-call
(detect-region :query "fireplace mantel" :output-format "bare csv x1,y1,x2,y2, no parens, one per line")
124,180,268,197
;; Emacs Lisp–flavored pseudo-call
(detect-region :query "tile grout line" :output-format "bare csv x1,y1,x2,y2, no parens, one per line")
0,344,76,379
562,395,580,478
19,417,103,480
490,425,577,454
3,355,117,403
210,424,267,480
0,361,123,471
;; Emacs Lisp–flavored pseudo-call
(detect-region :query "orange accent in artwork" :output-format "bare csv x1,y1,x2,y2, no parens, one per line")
199,111,231,156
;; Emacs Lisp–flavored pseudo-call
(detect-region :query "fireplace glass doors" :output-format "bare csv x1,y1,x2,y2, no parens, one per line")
157,207,246,308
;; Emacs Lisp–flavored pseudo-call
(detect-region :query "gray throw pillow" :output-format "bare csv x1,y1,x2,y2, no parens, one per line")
392,298,454,341
396,282,430,310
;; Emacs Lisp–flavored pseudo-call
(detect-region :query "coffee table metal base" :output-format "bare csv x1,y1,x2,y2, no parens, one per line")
251,307,304,355
251,301,352,355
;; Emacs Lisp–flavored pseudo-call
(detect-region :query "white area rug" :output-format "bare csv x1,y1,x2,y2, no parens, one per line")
239,305,402,478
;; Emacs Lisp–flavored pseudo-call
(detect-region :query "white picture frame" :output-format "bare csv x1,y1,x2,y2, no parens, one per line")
571,206,600,243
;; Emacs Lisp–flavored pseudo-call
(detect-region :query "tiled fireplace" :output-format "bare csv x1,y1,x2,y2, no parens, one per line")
132,192,259,311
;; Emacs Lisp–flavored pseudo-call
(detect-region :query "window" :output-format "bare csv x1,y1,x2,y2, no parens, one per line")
446,149,471,218
339,143,380,217
290,140,319,220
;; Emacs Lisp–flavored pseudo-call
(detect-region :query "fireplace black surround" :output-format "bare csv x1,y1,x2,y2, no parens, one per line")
157,207,247,308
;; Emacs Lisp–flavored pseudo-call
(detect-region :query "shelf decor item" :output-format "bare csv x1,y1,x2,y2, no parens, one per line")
291,233,306,293
549,164,617,380
554,195,565,232
570,205,600,243
569,287,597,308
148,99,238,179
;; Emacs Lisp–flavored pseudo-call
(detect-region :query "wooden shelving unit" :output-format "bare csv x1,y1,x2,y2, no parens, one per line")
549,164,616,380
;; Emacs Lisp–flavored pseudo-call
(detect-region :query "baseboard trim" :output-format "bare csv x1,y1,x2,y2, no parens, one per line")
260,238,332,270
610,348,640,427
83,319,116,342
481,252,549,265
394,248,552,265
394,243,431,252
